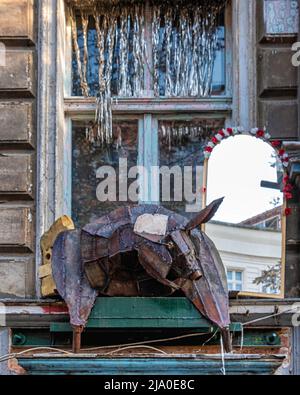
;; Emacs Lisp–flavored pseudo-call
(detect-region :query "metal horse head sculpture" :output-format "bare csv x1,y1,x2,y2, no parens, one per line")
52,198,231,352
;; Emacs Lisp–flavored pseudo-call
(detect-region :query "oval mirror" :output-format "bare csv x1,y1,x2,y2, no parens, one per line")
205,134,285,297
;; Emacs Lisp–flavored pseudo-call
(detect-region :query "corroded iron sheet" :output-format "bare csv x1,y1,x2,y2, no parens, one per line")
52,230,97,327
51,200,231,351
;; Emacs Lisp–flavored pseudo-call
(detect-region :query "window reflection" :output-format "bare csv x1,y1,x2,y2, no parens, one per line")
72,120,138,226
206,135,284,295
159,118,224,218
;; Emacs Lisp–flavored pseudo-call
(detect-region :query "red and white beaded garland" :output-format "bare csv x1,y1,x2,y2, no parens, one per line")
204,127,290,170
203,127,293,215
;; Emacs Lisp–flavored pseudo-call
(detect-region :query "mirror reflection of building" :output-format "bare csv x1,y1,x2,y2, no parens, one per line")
206,134,284,296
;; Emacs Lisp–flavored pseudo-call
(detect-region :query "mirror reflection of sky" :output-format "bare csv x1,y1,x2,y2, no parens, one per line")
207,135,283,224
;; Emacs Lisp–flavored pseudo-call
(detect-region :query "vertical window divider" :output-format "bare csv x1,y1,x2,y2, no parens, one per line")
138,114,159,204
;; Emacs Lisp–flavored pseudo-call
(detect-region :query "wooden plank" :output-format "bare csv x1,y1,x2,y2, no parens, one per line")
51,319,212,331
64,97,232,117
8,310,284,329
18,356,285,375
41,276,57,298
3,298,299,328
0,207,33,251
50,298,241,331
38,264,52,279
40,215,74,297
0,155,33,197
89,298,208,319
51,297,212,331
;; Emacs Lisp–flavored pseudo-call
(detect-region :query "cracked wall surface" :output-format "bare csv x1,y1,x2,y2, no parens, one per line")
0,0,36,298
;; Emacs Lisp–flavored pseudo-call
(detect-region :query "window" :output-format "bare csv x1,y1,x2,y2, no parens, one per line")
71,2,226,98
227,270,243,292
256,215,281,231
65,0,232,225
72,119,139,225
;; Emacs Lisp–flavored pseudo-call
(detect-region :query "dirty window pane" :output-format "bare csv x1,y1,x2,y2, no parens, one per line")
159,119,224,218
236,272,242,282
72,120,138,226
72,10,226,97
72,16,140,97
156,11,225,96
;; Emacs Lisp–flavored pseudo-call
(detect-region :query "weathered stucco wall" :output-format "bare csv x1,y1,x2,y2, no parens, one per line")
257,0,299,139
257,0,300,298
0,0,36,298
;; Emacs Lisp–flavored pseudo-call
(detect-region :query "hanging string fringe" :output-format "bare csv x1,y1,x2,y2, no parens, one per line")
68,0,226,146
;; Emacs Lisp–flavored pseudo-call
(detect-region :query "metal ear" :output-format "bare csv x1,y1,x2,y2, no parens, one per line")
185,198,224,231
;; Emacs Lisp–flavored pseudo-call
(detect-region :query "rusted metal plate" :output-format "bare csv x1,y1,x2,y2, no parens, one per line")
51,200,231,351
81,231,109,261
182,229,230,351
137,240,173,281
52,230,97,327
83,207,131,238
185,198,224,231
109,224,136,257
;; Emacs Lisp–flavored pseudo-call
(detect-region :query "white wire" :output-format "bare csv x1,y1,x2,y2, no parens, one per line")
241,306,299,327
220,336,226,376
80,331,209,352
0,332,209,362
200,328,219,348
104,345,168,356
0,347,73,363
240,325,244,351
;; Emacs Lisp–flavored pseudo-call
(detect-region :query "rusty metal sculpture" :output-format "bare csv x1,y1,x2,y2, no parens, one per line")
52,198,231,352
